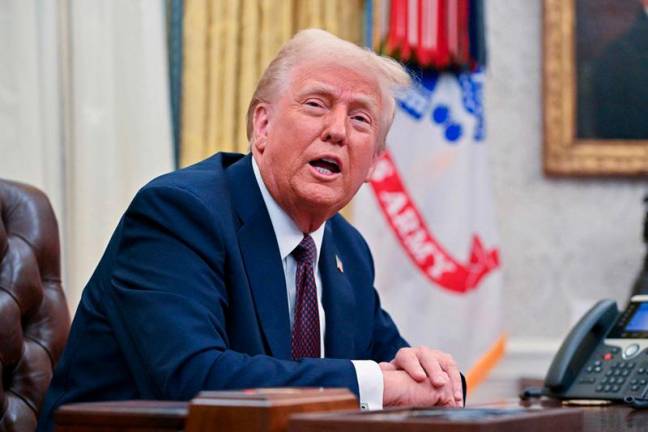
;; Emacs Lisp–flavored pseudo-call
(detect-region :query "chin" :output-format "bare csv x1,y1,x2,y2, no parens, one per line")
304,196,343,213
297,187,348,214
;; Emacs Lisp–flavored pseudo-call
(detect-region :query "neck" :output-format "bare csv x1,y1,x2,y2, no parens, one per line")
252,151,333,233
288,212,327,234
267,185,331,233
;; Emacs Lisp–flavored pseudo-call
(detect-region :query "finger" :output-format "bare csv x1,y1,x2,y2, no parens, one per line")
437,354,463,403
430,383,455,407
442,383,458,407
449,368,463,403
417,350,449,387
394,349,427,382
379,361,397,371
439,394,457,407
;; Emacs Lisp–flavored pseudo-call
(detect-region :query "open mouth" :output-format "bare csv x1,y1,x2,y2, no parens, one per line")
309,157,341,176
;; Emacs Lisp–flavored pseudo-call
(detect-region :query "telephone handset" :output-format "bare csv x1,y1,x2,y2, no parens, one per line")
541,295,648,403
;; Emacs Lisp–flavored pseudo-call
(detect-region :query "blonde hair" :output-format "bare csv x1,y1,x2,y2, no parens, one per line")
246,28,410,151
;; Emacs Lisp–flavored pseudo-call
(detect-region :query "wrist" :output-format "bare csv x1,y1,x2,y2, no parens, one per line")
382,369,409,407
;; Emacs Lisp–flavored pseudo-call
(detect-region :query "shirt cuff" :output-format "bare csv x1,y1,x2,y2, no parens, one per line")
351,360,384,410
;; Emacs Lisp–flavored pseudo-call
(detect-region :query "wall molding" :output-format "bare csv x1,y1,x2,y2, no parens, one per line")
468,338,561,404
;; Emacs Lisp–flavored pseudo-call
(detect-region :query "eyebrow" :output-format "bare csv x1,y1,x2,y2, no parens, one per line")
296,82,379,114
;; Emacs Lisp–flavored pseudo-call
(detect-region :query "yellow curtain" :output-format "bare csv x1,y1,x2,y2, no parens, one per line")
180,0,364,167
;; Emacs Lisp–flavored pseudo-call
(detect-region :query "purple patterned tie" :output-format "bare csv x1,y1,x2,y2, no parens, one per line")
290,234,321,359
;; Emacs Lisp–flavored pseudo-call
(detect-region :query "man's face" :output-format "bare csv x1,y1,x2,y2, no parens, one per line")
253,61,383,224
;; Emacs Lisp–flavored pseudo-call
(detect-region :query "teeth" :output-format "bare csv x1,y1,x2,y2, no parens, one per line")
315,166,333,175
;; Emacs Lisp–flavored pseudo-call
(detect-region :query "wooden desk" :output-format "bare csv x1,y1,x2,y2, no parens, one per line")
289,404,582,432
290,399,648,432
55,394,648,432
498,399,648,432
55,388,358,432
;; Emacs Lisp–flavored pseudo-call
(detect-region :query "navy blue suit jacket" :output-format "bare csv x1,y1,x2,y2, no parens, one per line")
37,153,408,431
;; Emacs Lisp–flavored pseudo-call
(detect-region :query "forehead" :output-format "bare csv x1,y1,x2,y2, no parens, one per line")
286,61,383,109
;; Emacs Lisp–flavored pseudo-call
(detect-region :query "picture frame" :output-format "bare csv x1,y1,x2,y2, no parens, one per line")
543,0,648,176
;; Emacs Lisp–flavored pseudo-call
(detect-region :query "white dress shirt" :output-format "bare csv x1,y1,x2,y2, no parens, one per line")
252,157,383,410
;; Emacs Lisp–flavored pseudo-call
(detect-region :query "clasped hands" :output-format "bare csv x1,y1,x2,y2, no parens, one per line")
381,347,463,407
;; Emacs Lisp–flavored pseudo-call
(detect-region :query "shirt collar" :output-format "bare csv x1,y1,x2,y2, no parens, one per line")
252,156,325,264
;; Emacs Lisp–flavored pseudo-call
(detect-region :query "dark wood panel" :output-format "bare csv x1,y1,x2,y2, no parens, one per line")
55,390,648,432
54,388,358,432
185,388,358,432
289,405,583,432
55,400,188,432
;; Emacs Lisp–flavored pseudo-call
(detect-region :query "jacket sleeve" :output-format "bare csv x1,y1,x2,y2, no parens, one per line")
108,185,358,401
356,232,410,362
366,288,409,362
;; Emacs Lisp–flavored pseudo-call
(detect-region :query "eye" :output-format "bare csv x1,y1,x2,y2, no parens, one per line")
352,114,371,124
304,99,325,108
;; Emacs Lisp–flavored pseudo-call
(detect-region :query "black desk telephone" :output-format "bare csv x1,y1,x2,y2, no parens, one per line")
528,295,648,406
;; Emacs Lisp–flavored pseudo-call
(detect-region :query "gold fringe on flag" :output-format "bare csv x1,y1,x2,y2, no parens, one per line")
466,333,507,394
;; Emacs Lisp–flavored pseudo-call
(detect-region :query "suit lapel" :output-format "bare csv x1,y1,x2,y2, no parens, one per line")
320,224,356,358
226,155,292,360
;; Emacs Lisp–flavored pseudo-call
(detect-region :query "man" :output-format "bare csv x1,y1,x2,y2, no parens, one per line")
38,29,463,431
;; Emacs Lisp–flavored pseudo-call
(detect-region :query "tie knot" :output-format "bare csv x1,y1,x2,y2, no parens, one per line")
291,234,316,265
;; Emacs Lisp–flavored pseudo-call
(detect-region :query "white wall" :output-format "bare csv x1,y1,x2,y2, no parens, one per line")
486,0,646,343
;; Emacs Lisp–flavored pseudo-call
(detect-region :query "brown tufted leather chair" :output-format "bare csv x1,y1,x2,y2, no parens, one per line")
0,179,70,431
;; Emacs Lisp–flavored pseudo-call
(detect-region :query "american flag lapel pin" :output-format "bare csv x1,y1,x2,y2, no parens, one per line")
335,255,344,273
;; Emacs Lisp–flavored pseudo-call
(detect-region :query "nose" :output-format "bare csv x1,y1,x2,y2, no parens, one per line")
321,106,347,145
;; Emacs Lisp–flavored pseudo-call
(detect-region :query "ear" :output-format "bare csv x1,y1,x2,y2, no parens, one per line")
252,103,271,153
364,148,384,183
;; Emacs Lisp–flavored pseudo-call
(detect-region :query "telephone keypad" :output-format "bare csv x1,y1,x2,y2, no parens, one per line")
572,347,648,398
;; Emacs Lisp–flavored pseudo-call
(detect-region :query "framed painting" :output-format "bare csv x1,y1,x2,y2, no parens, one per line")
543,0,648,176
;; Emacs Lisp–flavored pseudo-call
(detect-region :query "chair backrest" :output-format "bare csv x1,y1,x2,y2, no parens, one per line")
0,179,70,431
